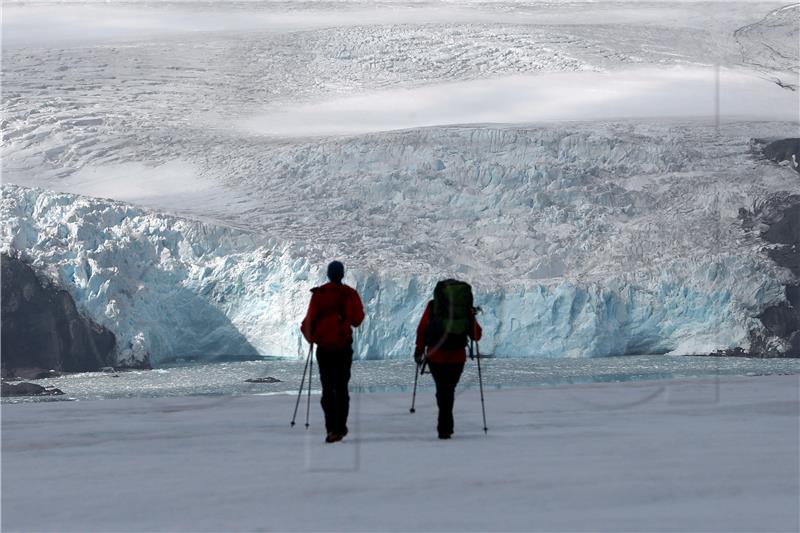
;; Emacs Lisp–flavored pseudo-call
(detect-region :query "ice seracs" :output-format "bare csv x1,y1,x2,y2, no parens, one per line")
3,120,798,367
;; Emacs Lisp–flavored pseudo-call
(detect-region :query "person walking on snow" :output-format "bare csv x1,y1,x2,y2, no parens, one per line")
414,280,482,440
301,261,365,443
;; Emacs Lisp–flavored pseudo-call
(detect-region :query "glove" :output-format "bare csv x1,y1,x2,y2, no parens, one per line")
414,349,424,365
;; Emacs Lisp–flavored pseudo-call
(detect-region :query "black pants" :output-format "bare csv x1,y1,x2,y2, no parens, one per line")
315,346,353,434
427,361,465,436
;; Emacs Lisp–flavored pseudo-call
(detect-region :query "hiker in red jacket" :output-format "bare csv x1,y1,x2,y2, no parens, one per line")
301,261,365,443
414,280,482,439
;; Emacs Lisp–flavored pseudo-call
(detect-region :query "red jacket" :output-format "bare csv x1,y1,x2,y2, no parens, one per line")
415,301,482,364
301,282,364,349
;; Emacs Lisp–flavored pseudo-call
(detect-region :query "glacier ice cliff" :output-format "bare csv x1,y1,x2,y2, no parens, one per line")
2,154,797,365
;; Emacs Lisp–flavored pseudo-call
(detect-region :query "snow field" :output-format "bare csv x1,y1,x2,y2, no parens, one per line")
1,375,798,532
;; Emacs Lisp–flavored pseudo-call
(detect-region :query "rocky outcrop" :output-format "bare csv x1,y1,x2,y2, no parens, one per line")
725,191,800,357
761,138,800,174
763,201,800,277
753,138,800,173
1,252,118,374
756,195,800,357
0,381,64,397
244,376,281,383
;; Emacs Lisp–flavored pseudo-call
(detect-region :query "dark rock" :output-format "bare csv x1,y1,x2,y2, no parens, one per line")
722,194,800,357
763,202,800,278
763,204,800,246
1,252,116,374
758,200,800,356
747,195,800,357
761,138,800,174
787,332,800,357
1,381,65,397
244,376,282,383
758,302,799,338
786,285,800,308
709,347,753,358
767,245,800,279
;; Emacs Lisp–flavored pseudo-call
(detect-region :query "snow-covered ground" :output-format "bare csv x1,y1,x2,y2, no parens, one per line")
2,375,798,531
2,1,799,365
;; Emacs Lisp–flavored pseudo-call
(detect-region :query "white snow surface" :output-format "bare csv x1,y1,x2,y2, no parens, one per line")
2,1,800,365
2,375,798,532
237,67,797,136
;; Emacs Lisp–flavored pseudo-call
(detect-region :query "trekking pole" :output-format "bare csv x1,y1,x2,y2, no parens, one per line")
290,343,313,427
410,361,420,413
305,345,314,429
474,340,488,434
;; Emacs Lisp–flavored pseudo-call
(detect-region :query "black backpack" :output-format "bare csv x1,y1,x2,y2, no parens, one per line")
424,279,475,351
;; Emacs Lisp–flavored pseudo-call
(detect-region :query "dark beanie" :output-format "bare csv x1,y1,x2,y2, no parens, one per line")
327,260,345,282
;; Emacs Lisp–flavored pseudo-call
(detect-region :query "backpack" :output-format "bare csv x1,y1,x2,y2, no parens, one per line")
424,279,475,351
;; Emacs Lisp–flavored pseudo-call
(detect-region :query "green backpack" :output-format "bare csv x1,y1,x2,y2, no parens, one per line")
425,279,475,350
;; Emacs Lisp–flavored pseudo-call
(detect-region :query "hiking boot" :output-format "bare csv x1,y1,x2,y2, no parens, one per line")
438,432,452,440
325,432,342,443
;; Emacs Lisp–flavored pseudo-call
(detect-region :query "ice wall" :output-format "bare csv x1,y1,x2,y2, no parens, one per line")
1,186,306,366
1,184,788,366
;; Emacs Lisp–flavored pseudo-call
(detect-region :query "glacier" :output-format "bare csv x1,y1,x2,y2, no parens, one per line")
2,2,799,366
2,125,796,367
